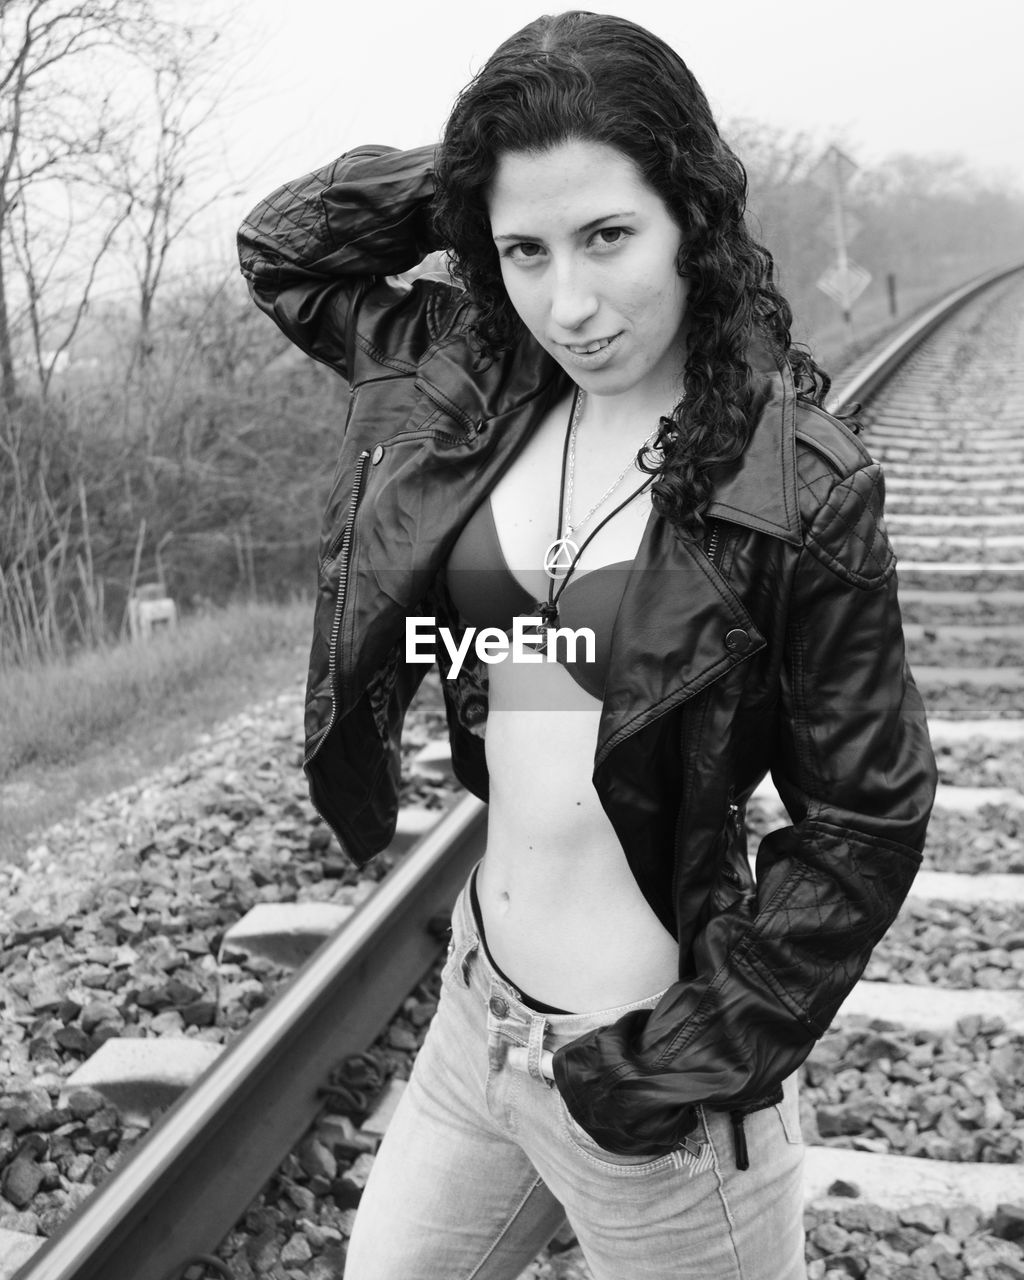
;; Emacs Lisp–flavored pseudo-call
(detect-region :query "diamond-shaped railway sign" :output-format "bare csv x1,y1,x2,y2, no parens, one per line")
810,146,859,192
816,261,872,310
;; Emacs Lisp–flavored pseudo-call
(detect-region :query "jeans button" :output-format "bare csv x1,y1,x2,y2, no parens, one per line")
489,995,509,1018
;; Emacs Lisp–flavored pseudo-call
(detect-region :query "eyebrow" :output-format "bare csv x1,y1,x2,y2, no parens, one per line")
492,212,637,243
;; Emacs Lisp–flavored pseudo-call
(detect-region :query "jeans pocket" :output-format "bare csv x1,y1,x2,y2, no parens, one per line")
556,1095,683,1177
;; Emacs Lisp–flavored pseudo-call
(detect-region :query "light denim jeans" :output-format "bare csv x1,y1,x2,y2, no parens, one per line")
343,871,807,1280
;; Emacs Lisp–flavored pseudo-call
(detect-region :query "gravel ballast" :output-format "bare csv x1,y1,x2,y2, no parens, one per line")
932,742,1024,790
801,1019,1024,1165
921,808,1024,875
868,899,1024,990
0,680,458,1258
1,652,1020,1278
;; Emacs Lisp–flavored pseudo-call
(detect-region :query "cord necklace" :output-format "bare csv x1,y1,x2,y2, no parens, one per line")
539,387,659,628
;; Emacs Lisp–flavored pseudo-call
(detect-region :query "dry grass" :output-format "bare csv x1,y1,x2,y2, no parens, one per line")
0,598,308,778
0,598,312,861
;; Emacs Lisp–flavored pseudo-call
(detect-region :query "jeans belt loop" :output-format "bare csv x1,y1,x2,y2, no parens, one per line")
526,1014,549,1084
455,933,478,987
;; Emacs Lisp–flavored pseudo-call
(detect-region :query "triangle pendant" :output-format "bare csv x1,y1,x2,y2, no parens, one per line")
543,536,580,580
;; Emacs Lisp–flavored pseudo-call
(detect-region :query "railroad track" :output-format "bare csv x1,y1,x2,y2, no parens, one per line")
6,262,1024,1280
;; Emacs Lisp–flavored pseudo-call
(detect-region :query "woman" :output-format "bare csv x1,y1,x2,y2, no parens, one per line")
239,12,936,1278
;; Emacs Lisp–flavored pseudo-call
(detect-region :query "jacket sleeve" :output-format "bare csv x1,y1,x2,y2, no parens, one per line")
552,461,938,1156
237,144,446,381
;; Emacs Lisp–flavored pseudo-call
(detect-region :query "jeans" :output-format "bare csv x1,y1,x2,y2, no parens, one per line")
343,871,807,1280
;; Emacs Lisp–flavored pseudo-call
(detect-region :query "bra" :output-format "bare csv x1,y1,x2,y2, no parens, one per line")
445,496,630,700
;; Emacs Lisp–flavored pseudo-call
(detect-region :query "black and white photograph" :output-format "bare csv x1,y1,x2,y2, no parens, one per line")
1,2,1023,1278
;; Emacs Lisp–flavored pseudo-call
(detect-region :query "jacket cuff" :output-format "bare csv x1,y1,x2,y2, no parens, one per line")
321,143,441,267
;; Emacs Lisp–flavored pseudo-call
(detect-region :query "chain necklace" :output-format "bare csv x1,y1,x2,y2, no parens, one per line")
542,388,658,582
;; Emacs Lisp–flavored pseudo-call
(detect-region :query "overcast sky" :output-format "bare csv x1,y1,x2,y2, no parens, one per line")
216,0,1023,197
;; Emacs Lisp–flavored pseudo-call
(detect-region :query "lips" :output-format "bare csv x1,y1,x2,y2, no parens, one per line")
563,336,616,355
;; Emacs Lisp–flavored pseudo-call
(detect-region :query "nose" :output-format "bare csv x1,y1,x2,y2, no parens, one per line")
548,259,599,334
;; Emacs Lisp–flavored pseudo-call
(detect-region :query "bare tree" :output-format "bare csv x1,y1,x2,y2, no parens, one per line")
107,18,231,378
0,0,156,408
6,160,132,396
728,118,822,192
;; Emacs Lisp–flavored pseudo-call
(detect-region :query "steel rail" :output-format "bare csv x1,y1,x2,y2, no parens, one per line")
825,260,1024,414
13,795,487,1280
13,261,1024,1280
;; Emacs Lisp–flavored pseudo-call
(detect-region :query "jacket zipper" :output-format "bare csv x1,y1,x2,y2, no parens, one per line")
728,797,744,843
718,797,745,886
305,449,371,767
705,523,722,568
385,423,475,448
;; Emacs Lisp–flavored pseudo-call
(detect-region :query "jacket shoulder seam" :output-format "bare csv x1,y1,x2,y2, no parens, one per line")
803,463,897,589
428,286,474,342
795,403,873,477
352,283,471,382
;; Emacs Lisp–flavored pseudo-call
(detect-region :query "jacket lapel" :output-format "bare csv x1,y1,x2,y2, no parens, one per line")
596,515,765,764
353,327,799,741
704,338,802,546
420,327,803,546
594,339,801,757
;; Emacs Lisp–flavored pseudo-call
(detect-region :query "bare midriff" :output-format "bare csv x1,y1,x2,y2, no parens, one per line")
473,391,678,1012
477,672,678,1011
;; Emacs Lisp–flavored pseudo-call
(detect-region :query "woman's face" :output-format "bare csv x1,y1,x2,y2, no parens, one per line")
487,139,689,403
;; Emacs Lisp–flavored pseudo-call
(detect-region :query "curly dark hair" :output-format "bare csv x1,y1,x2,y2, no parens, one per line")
432,10,832,536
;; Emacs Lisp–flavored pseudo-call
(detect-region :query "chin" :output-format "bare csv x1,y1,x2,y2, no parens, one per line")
571,365,642,397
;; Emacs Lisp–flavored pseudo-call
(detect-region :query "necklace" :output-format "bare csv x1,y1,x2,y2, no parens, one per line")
542,389,657,581
537,388,665,632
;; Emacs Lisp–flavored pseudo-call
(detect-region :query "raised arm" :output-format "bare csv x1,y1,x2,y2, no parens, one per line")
238,144,446,381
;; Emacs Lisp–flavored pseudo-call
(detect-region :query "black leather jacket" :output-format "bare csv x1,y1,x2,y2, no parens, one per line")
239,144,937,1157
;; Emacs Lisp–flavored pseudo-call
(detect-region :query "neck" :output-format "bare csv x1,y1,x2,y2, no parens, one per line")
577,380,683,441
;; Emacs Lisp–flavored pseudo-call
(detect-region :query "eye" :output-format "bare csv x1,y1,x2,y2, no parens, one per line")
501,241,546,265
591,227,630,250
